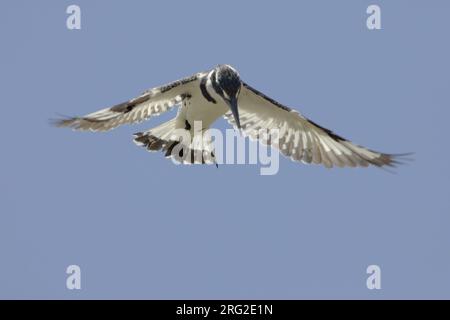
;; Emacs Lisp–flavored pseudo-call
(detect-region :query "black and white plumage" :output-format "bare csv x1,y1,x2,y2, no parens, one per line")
55,64,403,168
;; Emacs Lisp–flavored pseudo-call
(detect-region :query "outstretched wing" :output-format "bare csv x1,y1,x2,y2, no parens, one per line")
53,72,205,131
224,82,401,168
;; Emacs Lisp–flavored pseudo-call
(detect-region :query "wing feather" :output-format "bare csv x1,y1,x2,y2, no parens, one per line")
54,73,204,131
224,82,401,168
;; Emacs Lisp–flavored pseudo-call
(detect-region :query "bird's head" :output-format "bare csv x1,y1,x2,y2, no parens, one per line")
214,64,242,129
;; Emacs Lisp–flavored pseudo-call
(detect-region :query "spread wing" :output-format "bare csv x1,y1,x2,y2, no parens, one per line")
225,82,403,168
53,72,205,132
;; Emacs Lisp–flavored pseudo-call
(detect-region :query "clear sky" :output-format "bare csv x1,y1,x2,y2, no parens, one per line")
0,0,449,299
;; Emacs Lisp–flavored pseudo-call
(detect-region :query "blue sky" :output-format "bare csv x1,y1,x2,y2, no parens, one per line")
0,0,449,299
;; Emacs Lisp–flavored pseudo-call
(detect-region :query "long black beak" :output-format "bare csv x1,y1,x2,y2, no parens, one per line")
227,96,241,130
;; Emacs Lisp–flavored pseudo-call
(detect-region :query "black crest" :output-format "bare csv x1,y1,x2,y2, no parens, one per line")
214,65,241,99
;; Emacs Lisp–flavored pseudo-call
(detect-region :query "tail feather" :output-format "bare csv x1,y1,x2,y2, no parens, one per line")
133,119,216,165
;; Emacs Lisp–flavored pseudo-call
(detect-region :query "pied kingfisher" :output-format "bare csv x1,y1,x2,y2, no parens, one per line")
54,64,405,168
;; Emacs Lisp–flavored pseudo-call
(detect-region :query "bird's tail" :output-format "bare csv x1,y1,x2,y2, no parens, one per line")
133,119,217,165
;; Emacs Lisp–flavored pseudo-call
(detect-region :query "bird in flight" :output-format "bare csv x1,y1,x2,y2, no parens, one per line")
54,64,405,168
